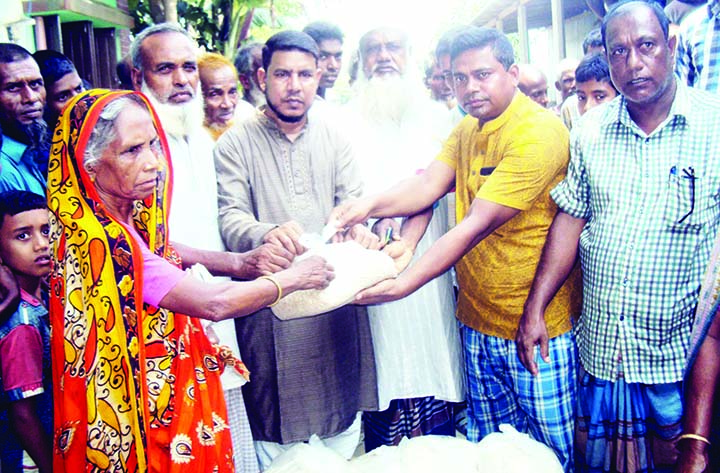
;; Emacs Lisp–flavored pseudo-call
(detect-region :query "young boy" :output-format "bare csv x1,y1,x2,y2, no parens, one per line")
0,190,52,473
574,52,619,116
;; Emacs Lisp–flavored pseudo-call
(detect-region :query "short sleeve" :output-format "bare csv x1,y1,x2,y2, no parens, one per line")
139,243,188,307
476,120,569,210
550,127,592,219
0,324,44,401
125,226,188,307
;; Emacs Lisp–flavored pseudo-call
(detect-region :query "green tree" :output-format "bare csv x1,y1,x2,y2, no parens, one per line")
127,0,302,55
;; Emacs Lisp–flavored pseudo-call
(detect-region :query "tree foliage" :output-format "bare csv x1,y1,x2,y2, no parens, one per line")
127,0,302,55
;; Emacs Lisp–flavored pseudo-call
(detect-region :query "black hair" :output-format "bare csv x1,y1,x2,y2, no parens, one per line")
575,53,617,92
116,57,133,90
602,0,670,50
449,26,515,70
262,31,319,70
33,50,78,87
0,191,46,226
0,43,32,64
303,22,343,46
435,26,472,60
582,27,603,54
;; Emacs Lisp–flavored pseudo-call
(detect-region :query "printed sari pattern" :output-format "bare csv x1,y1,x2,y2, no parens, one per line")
47,89,234,472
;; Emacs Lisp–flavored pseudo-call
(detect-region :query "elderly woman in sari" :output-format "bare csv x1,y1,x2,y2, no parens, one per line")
47,89,333,472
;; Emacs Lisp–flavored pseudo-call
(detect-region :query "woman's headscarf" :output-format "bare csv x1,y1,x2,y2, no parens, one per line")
47,89,234,472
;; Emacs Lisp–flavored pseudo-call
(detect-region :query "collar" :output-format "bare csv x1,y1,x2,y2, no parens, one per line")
602,80,690,135
257,105,310,140
477,90,525,134
711,0,720,18
20,288,42,307
0,134,28,164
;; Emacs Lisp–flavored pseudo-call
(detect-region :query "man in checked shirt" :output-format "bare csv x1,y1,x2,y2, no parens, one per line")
518,2,720,472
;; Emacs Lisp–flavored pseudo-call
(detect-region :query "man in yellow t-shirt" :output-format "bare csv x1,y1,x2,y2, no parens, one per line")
330,26,578,472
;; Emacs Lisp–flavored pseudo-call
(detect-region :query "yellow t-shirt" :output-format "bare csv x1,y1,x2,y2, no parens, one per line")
436,92,579,340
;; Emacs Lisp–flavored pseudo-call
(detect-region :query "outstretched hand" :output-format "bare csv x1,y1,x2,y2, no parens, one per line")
287,255,335,291
263,221,306,256
340,224,381,250
354,276,408,305
382,239,414,274
240,243,294,278
329,198,374,231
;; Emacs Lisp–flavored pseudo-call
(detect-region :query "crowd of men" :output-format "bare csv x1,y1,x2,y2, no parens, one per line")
2,0,720,472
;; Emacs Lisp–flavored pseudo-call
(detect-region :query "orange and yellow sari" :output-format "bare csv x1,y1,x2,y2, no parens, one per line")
47,89,234,472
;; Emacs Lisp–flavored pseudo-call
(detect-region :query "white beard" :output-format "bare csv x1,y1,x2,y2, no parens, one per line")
352,73,426,126
141,81,205,139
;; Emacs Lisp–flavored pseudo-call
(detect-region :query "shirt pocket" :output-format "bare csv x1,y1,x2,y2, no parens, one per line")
663,167,708,232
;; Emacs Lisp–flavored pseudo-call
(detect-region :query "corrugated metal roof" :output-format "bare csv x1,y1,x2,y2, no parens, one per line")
472,0,593,33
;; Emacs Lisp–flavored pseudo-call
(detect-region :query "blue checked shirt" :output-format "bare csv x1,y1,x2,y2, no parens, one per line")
551,83,720,384
676,0,720,91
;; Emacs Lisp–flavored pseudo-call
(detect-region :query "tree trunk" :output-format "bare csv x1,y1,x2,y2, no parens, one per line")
164,0,178,23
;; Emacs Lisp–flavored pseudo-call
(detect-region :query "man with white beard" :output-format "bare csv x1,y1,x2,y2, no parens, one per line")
344,26,465,452
130,23,282,473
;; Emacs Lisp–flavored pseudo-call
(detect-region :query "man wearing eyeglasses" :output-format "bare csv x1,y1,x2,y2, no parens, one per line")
521,2,720,471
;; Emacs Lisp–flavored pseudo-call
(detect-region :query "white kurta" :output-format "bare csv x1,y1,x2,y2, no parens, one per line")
343,97,465,410
166,130,246,392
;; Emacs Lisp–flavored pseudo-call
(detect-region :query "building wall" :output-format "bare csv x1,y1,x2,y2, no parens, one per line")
565,11,600,59
525,10,600,106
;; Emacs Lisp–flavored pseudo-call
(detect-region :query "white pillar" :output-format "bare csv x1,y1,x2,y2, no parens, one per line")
517,3,529,63
551,0,566,61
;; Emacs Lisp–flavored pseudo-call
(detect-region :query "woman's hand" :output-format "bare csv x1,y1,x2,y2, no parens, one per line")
238,243,294,278
278,256,335,292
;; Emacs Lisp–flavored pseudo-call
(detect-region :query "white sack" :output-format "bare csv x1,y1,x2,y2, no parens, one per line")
350,435,478,473
474,424,564,473
264,436,352,473
397,435,478,473
271,240,397,319
348,444,405,473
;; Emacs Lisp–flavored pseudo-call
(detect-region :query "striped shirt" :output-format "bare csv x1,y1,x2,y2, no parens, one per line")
551,83,720,384
676,0,720,91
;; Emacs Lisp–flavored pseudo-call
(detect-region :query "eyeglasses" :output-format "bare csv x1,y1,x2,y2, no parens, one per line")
677,166,696,224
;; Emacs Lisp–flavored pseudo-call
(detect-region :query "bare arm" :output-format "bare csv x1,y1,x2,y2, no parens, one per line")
399,208,433,250
158,256,334,322
516,211,585,375
172,241,293,279
8,397,52,473
330,160,455,228
356,198,519,303
675,313,720,473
